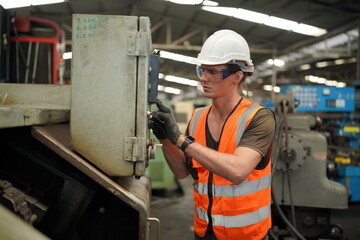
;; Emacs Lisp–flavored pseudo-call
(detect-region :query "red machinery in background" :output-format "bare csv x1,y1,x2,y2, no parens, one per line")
7,14,65,84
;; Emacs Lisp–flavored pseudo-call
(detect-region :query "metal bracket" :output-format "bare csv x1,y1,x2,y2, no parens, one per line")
0,180,37,224
124,137,138,162
127,31,149,57
148,217,160,240
124,137,147,162
136,137,147,161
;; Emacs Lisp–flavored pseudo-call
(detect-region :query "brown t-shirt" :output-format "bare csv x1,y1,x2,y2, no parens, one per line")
238,108,275,157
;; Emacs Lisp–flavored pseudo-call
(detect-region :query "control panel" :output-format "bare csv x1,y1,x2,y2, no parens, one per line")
280,85,355,112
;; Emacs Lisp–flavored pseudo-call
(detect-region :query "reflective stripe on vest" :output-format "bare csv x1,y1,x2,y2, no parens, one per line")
194,174,271,197
189,107,206,137
236,104,261,143
196,204,271,228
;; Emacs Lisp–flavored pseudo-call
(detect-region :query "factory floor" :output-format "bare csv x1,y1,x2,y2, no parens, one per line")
149,176,360,240
149,176,194,240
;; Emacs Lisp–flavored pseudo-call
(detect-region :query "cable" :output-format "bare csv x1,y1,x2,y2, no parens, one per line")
286,163,297,228
268,228,279,240
271,189,306,240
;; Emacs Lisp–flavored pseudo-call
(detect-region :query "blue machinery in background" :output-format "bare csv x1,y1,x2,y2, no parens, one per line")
274,85,360,202
280,85,355,112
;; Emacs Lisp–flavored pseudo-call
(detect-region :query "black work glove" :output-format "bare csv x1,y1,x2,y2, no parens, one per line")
149,117,166,140
151,99,182,145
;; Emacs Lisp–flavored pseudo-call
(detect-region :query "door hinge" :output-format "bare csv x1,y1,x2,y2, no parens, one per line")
127,31,149,57
124,137,147,162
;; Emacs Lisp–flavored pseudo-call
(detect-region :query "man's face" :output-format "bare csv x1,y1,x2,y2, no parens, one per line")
197,64,242,99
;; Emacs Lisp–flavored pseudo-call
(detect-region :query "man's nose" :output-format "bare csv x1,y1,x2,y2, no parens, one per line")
200,72,207,81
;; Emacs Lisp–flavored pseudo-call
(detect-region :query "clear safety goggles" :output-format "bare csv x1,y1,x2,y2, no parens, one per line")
196,65,236,80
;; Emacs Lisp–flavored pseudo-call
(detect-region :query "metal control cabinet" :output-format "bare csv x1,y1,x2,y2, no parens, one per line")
71,14,151,177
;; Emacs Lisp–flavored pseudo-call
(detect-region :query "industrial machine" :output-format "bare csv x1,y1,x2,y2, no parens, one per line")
279,85,360,204
0,13,159,240
270,90,349,240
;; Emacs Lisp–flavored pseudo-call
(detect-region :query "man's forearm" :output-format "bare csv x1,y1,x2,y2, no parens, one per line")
178,137,262,184
160,139,190,179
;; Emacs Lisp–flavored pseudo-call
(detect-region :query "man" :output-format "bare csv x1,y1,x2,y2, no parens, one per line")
151,29,275,240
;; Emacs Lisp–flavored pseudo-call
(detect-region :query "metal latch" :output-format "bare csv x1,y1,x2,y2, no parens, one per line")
124,137,147,162
127,31,149,57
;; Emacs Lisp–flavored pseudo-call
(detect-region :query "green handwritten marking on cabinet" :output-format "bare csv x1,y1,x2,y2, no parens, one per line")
74,16,109,39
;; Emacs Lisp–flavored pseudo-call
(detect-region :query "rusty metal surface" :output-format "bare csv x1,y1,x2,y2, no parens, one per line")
0,83,70,129
0,107,69,129
0,83,70,109
32,124,150,240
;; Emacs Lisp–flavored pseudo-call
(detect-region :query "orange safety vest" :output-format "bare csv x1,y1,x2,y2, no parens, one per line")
188,98,272,240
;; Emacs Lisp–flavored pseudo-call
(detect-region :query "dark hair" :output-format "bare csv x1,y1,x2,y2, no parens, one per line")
227,63,246,84
227,64,241,73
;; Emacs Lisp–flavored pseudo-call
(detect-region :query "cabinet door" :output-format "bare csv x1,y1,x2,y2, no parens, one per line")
71,14,150,177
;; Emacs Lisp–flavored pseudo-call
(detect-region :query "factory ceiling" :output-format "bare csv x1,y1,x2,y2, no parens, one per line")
9,0,360,100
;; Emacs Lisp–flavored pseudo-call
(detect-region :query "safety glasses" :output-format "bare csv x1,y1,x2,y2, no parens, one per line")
196,65,236,80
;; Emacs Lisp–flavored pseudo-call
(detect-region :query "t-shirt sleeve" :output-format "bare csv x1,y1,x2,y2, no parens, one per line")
237,108,275,157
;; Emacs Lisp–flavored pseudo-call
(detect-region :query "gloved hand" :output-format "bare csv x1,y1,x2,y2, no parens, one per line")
151,99,182,145
149,117,166,140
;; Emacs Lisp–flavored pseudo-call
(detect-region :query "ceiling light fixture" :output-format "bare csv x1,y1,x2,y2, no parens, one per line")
267,59,285,67
202,6,327,37
163,75,200,87
263,85,280,93
63,52,72,60
0,0,65,9
315,61,329,68
305,75,346,88
158,85,183,94
299,64,311,70
158,50,197,65
166,0,218,6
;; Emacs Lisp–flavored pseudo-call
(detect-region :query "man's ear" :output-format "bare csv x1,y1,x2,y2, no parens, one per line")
233,71,244,85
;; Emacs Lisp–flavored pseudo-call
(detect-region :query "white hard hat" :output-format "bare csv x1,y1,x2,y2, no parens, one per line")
192,29,254,74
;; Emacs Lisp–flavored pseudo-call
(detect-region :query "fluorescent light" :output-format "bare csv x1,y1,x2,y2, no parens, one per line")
203,0,218,6
203,7,267,24
202,6,327,37
316,61,329,68
158,85,182,94
305,75,346,88
242,90,254,97
167,0,218,6
336,82,346,88
263,85,280,93
263,85,273,91
265,16,297,31
0,0,65,9
335,59,346,65
347,57,356,63
63,52,72,60
292,23,327,37
158,50,197,65
267,59,285,67
167,0,202,4
163,75,199,86
325,80,338,86
299,64,311,70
